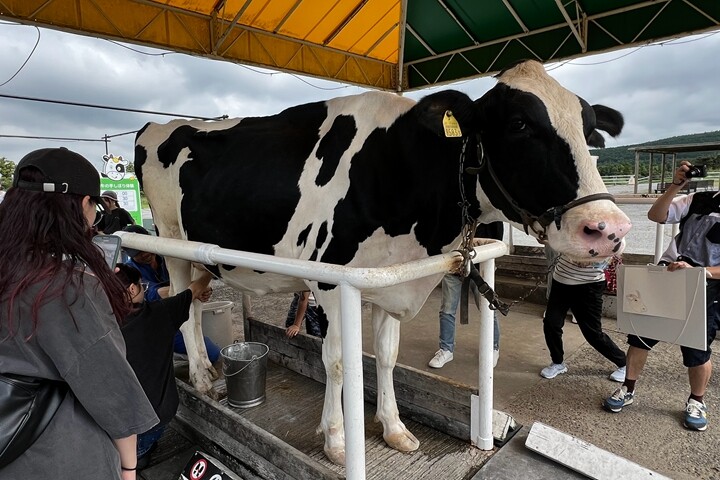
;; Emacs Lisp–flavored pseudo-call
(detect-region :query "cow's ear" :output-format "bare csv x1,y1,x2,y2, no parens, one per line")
414,90,476,137
587,131,606,148
593,104,624,138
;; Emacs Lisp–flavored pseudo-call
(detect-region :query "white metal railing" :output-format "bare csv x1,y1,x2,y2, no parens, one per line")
115,231,507,480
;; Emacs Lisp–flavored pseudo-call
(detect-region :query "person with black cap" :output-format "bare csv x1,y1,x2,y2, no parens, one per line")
97,189,135,234
0,148,158,480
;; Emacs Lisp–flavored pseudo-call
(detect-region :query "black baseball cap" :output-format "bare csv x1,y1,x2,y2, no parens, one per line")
12,147,101,197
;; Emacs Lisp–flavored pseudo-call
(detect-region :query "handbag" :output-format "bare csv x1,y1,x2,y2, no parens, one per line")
0,373,67,468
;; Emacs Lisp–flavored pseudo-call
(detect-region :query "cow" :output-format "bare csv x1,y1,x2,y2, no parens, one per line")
134,60,631,465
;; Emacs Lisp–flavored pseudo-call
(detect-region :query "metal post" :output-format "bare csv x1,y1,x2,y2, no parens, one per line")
654,223,664,265
340,283,366,479
470,258,495,450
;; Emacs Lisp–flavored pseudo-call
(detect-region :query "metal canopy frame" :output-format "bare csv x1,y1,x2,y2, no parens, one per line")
1,1,718,91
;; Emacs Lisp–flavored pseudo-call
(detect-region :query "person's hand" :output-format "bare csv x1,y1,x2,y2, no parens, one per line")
667,261,692,272
672,161,691,186
286,325,301,338
199,287,212,303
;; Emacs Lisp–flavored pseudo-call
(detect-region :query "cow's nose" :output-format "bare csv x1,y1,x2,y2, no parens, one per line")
581,218,632,255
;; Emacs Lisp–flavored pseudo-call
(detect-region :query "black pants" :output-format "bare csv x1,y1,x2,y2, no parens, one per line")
543,279,626,367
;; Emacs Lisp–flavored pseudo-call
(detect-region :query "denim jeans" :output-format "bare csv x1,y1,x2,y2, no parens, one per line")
439,274,499,352
173,332,221,363
137,422,167,457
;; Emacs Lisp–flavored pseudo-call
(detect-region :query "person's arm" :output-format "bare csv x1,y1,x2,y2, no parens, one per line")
187,270,214,301
125,209,136,226
114,435,138,480
648,161,691,223
286,292,309,338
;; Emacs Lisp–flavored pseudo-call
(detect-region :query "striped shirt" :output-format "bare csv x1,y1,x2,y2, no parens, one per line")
553,255,608,285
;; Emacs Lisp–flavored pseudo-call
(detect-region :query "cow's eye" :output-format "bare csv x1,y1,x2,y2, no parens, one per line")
508,119,526,132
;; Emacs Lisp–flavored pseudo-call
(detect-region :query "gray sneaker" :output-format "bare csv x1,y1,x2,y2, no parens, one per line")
540,362,567,379
609,366,626,383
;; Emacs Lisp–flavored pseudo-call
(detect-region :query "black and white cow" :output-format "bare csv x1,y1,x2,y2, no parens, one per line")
135,60,631,465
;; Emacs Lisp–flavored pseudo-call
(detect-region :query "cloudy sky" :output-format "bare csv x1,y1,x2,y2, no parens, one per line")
1,20,719,172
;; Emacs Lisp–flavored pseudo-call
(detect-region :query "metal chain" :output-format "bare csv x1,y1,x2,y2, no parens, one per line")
456,137,478,277
502,252,562,311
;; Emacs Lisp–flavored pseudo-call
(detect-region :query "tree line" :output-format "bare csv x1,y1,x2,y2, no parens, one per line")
592,130,720,176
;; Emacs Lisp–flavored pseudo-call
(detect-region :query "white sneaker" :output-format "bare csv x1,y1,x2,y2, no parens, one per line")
493,349,500,368
428,349,453,368
609,366,626,382
540,362,567,379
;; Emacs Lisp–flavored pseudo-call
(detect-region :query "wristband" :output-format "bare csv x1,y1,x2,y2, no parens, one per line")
121,466,137,471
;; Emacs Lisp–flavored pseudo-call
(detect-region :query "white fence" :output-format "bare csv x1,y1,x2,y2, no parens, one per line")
115,231,507,480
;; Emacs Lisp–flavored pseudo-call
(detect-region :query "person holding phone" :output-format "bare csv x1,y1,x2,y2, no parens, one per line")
0,148,158,480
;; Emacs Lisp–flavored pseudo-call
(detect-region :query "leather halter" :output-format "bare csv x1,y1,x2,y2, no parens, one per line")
466,136,616,242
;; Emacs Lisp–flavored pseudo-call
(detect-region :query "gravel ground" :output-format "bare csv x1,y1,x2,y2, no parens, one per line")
207,280,720,479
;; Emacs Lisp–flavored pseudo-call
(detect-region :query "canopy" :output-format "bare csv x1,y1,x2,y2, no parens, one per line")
2,0,718,91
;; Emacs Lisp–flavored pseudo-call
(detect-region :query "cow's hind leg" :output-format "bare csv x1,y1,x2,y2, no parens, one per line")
373,305,419,452
317,296,346,465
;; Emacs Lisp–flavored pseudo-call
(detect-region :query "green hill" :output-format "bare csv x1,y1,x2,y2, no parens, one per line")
591,131,720,176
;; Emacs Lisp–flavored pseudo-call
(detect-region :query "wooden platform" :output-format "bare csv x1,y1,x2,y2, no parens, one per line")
172,318,495,479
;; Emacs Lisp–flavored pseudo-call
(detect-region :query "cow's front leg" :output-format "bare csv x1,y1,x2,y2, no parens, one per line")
320,318,346,465
373,305,419,452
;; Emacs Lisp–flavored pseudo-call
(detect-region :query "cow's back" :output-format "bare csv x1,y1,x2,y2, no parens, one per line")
135,91,464,317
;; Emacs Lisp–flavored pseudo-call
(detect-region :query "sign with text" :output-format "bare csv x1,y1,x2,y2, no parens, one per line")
100,177,142,225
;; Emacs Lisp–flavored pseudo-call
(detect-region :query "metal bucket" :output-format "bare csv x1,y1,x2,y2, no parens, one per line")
221,342,269,408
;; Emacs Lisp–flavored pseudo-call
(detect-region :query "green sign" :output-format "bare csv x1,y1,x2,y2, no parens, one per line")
100,177,143,226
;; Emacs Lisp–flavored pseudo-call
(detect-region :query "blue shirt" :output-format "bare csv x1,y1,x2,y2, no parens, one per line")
126,255,170,302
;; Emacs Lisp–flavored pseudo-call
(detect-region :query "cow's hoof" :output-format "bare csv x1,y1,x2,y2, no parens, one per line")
205,387,221,401
384,429,419,452
324,446,346,466
190,373,214,396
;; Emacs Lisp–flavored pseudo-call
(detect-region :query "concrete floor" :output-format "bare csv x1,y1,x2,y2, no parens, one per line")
371,288,591,413
173,283,720,479
268,285,719,479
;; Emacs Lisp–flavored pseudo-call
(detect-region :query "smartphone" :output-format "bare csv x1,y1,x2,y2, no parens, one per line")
92,234,122,268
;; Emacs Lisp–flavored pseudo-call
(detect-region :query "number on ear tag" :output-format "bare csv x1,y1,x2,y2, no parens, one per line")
443,110,462,138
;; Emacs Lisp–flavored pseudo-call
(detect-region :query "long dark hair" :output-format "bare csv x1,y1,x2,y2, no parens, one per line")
0,168,132,337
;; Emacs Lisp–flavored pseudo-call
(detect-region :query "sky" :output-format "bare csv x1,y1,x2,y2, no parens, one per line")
1,20,719,173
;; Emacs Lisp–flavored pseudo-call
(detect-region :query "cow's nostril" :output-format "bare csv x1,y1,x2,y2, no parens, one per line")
583,225,603,239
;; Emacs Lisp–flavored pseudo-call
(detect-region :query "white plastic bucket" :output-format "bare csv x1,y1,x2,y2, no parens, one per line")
201,301,234,350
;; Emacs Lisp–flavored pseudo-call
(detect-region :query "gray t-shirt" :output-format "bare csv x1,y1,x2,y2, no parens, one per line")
0,267,158,480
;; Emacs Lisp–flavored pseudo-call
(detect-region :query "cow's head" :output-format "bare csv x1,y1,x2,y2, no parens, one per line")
416,60,630,262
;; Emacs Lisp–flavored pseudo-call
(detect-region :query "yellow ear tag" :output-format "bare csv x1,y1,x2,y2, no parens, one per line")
443,110,462,138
